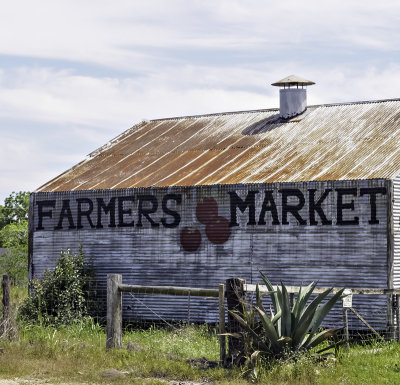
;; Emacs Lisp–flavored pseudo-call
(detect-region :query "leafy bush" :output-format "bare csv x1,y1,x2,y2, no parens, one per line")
19,248,95,325
227,272,344,364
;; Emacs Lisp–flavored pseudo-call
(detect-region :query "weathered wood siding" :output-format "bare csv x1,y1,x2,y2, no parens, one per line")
30,178,389,328
393,172,400,289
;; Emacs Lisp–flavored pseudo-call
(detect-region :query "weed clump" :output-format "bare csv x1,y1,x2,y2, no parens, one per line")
19,248,95,325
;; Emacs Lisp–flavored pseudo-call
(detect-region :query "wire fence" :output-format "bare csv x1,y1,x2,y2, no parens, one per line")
245,284,398,342
106,276,400,347
2,270,398,346
106,274,227,362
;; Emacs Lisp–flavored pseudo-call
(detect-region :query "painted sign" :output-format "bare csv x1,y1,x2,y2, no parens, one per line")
30,179,389,327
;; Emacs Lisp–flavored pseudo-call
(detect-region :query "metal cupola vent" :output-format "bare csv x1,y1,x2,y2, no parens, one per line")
272,75,315,119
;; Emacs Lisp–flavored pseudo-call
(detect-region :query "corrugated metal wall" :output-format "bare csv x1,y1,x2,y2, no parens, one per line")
30,178,390,328
393,172,400,288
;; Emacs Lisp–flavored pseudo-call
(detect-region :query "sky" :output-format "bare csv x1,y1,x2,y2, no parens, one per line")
1,0,400,202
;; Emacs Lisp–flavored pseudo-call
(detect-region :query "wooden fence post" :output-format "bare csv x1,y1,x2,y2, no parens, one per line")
106,274,122,349
1,275,10,337
396,294,400,342
387,294,395,340
226,278,245,364
342,308,349,345
218,283,226,365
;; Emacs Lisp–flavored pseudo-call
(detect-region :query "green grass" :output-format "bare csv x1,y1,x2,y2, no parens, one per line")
1,287,400,384
0,320,239,384
1,320,400,384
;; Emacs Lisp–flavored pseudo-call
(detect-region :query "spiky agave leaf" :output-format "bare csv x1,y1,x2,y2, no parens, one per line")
229,311,272,353
295,288,332,332
230,272,345,362
254,306,280,351
280,282,292,338
292,282,317,321
304,327,342,350
255,283,275,314
292,309,317,349
259,271,280,314
309,288,345,335
271,309,281,324
275,286,284,336
290,288,332,349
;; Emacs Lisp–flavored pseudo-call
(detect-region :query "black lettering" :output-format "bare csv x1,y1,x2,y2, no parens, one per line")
96,197,116,228
279,189,306,225
336,188,359,225
229,191,259,227
360,187,386,224
55,200,76,229
76,198,95,229
161,194,181,228
118,196,135,227
258,191,280,225
137,195,159,227
36,200,56,230
309,189,332,225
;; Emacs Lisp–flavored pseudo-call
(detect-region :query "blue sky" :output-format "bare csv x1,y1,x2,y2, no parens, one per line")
1,0,400,202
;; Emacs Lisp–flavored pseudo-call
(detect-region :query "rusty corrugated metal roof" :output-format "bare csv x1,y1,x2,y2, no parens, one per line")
37,99,400,192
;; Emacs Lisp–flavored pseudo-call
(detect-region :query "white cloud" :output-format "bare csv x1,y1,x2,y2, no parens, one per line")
0,1,399,72
1,62,399,133
0,133,82,201
1,0,400,202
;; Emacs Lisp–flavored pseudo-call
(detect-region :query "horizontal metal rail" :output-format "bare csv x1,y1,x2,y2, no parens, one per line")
245,284,400,296
118,284,219,297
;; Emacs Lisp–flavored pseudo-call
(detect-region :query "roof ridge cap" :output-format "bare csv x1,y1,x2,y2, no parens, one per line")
150,98,400,121
150,108,279,122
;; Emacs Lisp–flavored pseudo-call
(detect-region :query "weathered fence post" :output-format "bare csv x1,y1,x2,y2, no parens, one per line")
342,308,349,345
218,283,226,365
342,289,351,345
226,278,245,364
1,275,10,338
106,274,122,349
387,294,395,340
396,294,400,342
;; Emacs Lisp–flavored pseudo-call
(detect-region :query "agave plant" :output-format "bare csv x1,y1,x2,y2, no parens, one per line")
228,272,344,361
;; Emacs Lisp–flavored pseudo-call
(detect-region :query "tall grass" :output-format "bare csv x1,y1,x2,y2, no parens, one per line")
0,319,237,384
2,318,400,384
1,286,400,384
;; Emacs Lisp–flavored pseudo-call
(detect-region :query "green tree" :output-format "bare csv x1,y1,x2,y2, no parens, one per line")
0,220,28,250
0,220,28,285
0,191,29,229
0,191,30,285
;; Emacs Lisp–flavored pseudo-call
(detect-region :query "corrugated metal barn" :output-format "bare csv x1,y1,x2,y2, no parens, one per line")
28,76,400,330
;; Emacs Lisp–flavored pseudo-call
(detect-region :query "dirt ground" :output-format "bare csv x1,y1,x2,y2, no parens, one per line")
0,381,95,385
0,381,85,385
0,379,209,385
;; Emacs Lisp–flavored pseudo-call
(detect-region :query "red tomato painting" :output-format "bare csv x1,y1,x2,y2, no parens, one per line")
180,226,202,252
205,216,231,244
196,197,218,224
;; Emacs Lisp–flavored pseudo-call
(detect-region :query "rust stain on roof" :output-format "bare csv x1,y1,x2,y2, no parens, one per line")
37,99,400,192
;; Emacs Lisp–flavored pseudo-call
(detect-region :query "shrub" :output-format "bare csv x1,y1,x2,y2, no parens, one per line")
227,272,344,364
19,248,95,325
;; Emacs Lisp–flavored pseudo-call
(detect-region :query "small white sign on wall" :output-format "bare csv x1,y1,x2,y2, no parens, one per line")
342,289,353,308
